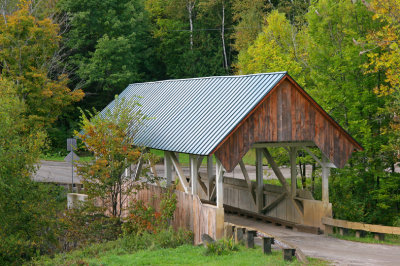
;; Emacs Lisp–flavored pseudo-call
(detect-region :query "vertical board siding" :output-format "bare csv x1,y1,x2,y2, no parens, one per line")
215,79,357,172
129,185,218,245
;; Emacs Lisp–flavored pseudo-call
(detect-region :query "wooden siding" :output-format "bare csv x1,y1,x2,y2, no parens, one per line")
214,77,361,172
132,185,219,245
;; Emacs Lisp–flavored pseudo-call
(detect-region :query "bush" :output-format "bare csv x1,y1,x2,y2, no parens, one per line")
59,203,122,252
31,227,193,265
204,238,238,256
123,186,177,235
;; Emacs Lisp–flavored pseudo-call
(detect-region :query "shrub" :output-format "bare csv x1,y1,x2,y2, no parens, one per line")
123,186,177,235
204,238,238,256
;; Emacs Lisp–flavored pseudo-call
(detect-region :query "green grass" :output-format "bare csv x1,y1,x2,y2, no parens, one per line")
150,148,261,166
33,244,326,266
331,232,400,246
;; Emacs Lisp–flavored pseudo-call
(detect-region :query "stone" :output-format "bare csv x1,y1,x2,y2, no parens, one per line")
201,234,215,246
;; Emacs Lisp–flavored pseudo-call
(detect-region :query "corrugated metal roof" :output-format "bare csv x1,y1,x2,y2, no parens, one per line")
100,72,287,155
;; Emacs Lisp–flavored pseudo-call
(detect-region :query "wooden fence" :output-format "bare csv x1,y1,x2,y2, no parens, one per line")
322,217,400,240
132,185,222,245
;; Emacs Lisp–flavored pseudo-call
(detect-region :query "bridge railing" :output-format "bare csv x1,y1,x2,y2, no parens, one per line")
322,217,400,240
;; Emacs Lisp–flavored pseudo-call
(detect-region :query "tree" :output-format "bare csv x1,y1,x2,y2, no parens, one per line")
235,10,307,86
0,1,83,129
76,97,157,217
0,78,64,264
59,0,158,110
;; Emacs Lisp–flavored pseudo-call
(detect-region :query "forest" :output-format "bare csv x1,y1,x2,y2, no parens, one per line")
1,0,400,262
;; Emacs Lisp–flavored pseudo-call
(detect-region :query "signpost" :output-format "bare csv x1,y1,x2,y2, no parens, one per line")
65,138,79,191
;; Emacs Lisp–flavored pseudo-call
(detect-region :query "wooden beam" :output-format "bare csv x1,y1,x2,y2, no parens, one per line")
207,155,214,200
239,160,256,206
262,148,290,191
252,141,315,149
134,157,143,181
303,147,337,168
197,174,208,195
289,147,297,198
261,193,287,214
149,160,161,186
322,217,400,235
167,151,189,193
216,158,224,208
256,148,264,212
322,155,330,204
164,151,172,187
190,155,198,195
262,148,303,218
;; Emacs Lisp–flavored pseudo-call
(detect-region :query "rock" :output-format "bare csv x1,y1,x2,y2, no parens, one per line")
202,234,215,246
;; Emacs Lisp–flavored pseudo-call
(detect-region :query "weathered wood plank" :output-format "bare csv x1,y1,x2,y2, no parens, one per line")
322,217,400,235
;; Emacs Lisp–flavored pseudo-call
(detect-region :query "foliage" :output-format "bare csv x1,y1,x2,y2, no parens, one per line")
123,186,177,234
59,204,122,252
76,96,158,217
59,0,158,110
0,1,83,129
204,238,238,256
0,78,67,264
32,228,194,266
236,10,307,85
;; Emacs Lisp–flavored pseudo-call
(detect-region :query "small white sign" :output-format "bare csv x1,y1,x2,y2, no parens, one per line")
64,151,80,162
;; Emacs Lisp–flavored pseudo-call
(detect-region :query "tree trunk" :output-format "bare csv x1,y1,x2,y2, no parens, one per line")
187,0,195,50
221,1,228,70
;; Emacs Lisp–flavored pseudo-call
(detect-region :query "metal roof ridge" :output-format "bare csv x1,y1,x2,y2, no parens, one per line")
127,71,288,86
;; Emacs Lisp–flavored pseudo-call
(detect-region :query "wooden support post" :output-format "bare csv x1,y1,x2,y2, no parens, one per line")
207,155,214,200
322,155,330,204
190,155,198,195
164,151,172,187
134,157,143,180
167,151,189,193
262,237,274,254
224,224,234,239
339,228,349,236
256,148,264,212
234,227,244,244
239,160,256,207
263,148,303,218
216,158,224,208
289,147,297,198
245,230,256,248
283,249,296,261
356,230,366,238
374,233,385,241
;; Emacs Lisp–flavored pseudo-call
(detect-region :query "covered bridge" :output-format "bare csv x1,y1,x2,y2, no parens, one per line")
101,72,362,237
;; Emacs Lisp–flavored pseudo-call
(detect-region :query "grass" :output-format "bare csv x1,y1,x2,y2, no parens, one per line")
150,148,266,166
331,232,400,246
33,243,326,266
41,148,273,166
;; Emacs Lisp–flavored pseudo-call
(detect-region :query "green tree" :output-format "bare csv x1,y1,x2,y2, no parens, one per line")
0,1,83,128
76,97,157,217
0,78,64,264
59,0,158,110
236,10,307,85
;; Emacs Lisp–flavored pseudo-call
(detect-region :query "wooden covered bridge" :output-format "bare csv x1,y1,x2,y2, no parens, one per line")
101,72,362,241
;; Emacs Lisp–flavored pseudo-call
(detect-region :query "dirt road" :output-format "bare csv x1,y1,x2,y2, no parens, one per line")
226,213,400,266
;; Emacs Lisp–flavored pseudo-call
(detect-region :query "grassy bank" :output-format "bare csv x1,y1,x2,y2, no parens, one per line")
32,242,326,266
332,233,400,246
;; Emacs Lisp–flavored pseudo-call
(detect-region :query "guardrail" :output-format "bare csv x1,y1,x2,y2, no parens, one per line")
322,217,400,240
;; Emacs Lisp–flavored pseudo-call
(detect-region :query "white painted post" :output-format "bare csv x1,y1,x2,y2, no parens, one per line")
256,148,264,212
216,158,224,208
164,151,172,187
289,147,297,198
322,155,330,204
207,155,214,200
190,155,198,195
